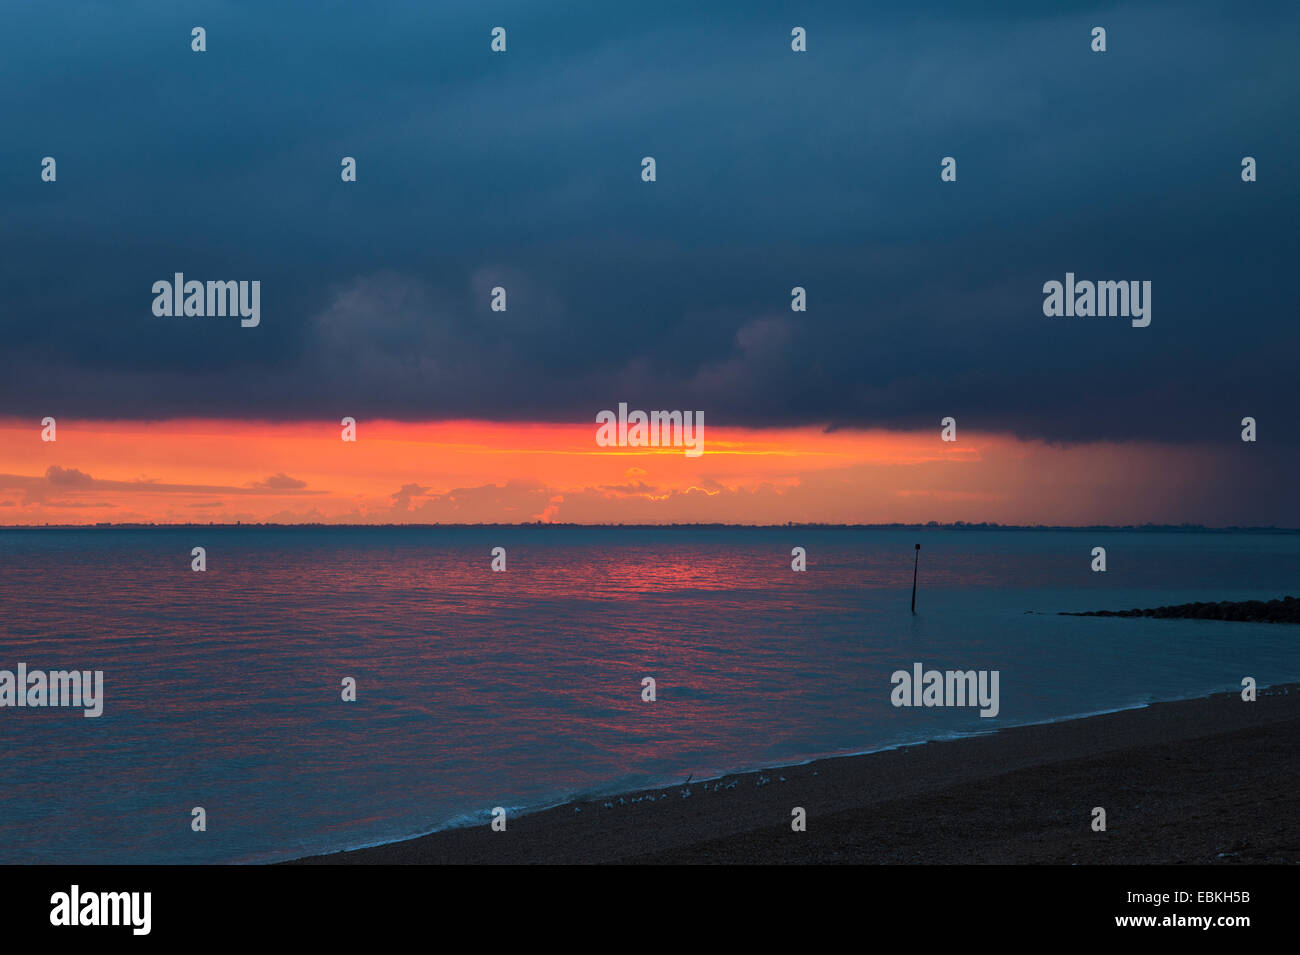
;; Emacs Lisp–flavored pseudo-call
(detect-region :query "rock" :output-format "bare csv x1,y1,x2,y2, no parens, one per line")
1061,596,1300,624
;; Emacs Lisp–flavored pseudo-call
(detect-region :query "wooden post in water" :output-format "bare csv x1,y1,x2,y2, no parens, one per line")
911,543,920,615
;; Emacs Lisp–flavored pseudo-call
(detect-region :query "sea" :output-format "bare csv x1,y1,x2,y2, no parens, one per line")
1,526,1296,864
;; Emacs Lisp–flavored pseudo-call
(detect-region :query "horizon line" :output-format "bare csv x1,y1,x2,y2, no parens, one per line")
3,521,1299,533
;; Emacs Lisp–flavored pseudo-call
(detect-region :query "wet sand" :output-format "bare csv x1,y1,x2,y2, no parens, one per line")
290,683,1300,864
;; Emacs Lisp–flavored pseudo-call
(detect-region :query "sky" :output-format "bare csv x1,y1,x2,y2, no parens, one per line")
1,1,1296,525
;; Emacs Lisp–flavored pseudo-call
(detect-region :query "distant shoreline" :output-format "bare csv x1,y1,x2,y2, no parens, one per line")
288,684,1300,865
4,522,1299,532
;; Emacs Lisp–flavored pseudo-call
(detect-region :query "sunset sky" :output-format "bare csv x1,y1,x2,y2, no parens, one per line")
1,1,1295,526
0,417,1290,526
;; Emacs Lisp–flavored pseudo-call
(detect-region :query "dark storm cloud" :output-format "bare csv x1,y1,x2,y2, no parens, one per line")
0,0,1296,443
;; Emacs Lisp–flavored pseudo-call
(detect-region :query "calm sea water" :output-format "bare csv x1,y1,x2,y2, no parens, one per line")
1,526,1296,864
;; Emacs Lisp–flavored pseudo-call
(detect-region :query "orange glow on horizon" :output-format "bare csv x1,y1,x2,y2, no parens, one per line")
0,417,1242,526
